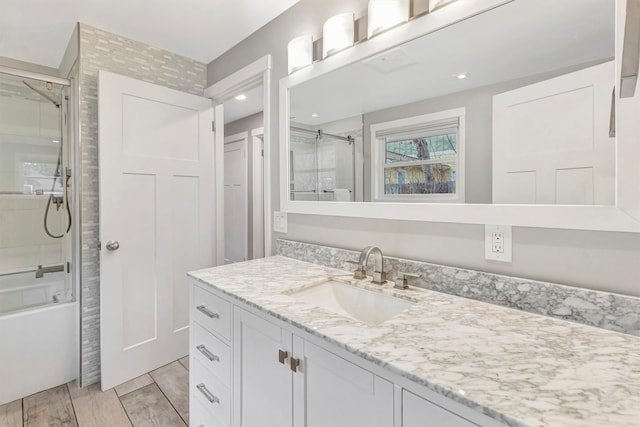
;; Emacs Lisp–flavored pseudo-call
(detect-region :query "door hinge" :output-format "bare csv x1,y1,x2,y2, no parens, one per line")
212,121,216,132
261,149,264,157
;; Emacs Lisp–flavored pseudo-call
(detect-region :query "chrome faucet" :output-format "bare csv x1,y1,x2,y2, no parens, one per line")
35,263,65,279
357,246,386,284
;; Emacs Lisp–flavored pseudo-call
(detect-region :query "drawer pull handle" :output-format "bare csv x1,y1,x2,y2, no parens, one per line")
196,305,220,319
197,383,220,404
290,357,301,373
197,344,220,362
278,349,289,364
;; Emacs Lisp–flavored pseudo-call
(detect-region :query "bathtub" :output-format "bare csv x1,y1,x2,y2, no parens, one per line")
0,270,77,405
0,270,71,314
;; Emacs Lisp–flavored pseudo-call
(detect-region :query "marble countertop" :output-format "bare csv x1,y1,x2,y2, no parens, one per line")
188,256,640,427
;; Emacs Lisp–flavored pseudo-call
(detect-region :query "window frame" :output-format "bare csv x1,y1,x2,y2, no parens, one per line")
371,107,466,203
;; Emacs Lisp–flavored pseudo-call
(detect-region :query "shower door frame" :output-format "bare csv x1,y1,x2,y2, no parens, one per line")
0,65,77,310
0,65,80,403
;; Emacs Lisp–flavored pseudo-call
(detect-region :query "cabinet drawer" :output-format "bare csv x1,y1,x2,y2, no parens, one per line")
192,322,231,386
191,395,224,427
193,285,232,341
192,358,231,427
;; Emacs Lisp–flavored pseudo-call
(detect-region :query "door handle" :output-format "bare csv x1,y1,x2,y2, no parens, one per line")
278,349,289,364
105,240,120,251
197,344,220,362
196,383,220,404
290,357,301,373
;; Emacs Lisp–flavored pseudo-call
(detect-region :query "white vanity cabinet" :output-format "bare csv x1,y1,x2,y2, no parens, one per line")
292,336,394,427
233,306,394,427
190,280,490,427
233,307,293,427
189,285,234,427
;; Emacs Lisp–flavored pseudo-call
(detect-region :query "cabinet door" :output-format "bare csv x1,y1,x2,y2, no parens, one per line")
293,337,393,427
402,390,477,427
234,308,293,427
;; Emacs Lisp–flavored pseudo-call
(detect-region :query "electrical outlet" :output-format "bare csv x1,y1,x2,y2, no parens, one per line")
485,225,512,262
273,211,288,233
492,232,504,253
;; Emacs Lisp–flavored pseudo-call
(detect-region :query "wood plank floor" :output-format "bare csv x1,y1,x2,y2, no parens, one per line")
0,356,189,427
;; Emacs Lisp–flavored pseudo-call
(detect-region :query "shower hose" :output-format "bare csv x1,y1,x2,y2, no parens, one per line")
44,149,71,239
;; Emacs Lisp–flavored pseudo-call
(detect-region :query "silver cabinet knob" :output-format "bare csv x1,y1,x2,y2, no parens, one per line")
106,240,120,251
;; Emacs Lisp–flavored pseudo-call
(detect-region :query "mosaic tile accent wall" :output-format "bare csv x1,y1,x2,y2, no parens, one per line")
276,239,640,337
78,23,206,386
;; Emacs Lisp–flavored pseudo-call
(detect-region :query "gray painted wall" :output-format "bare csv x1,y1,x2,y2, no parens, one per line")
207,0,640,297
77,23,206,386
225,111,263,137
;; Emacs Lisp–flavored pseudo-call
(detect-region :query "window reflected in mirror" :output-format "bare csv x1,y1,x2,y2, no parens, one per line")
373,108,463,202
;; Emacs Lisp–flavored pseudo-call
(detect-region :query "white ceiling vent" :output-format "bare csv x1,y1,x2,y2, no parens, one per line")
362,47,419,74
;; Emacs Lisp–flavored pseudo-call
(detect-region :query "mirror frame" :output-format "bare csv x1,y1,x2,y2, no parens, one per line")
279,0,640,232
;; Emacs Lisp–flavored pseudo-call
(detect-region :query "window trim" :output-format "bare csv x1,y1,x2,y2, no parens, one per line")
371,107,466,203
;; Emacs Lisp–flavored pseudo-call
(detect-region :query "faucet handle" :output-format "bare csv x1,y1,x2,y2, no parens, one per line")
345,260,367,280
394,272,420,289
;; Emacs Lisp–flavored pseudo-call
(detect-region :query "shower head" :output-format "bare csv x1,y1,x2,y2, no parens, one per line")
22,80,60,108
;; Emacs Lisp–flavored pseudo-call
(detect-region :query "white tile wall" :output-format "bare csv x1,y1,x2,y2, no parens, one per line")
0,87,65,276
0,198,65,274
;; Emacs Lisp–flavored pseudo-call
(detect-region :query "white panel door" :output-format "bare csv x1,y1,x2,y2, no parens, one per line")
224,137,247,264
493,61,615,205
99,70,214,391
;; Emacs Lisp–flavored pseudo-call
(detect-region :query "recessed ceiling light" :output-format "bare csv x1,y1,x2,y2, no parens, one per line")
311,113,318,117
52,140,60,144
456,72,470,80
235,94,247,101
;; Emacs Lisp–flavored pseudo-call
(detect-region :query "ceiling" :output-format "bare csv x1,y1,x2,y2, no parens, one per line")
224,84,264,124
0,0,301,68
291,0,614,126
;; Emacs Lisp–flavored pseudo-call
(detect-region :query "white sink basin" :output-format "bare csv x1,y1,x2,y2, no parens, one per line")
289,279,415,326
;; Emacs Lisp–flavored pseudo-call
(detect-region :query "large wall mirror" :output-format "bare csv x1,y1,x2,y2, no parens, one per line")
279,0,640,232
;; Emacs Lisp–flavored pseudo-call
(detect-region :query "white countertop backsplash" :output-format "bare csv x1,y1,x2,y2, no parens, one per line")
188,255,640,427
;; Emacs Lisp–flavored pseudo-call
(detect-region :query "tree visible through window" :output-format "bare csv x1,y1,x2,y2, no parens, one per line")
373,108,464,201
384,133,457,195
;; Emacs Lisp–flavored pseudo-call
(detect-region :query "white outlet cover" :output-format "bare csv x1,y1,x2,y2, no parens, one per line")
273,211,288,233
485,224,512,262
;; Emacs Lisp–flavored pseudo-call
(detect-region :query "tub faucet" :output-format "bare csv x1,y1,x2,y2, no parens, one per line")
35,264,65,279
358,246,386,284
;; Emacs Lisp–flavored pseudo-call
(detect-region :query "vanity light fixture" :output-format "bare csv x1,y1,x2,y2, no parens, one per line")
234,94,247,100
367,0,410,38
322,13,355,58
288,35,313,74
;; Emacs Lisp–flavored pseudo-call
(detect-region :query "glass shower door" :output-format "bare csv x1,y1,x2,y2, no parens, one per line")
0,72,72,314
289,127,356,202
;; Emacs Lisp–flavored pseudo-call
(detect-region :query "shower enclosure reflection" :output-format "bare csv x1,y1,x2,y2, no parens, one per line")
0,71,72,313
289,124,360,201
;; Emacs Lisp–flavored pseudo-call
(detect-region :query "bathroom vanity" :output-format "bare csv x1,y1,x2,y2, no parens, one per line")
188,255,640,427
